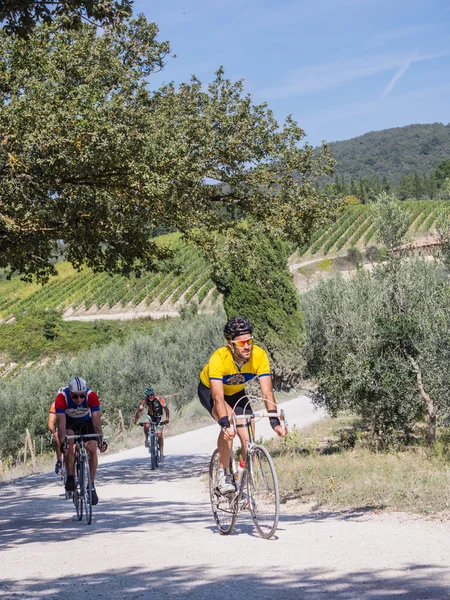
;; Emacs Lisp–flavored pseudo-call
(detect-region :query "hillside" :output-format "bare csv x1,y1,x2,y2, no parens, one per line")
0,234,219,323
296,200,448,259
328,123,450,185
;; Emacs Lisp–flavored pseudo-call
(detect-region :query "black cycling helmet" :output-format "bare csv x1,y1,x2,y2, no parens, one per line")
224,317,253,340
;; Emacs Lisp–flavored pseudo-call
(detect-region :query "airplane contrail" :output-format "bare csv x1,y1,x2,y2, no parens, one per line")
382,49,419,97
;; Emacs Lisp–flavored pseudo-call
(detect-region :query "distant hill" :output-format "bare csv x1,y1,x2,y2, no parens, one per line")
328,123,450,185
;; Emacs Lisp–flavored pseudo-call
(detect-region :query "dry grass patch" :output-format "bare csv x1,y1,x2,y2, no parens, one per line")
267,417,450,515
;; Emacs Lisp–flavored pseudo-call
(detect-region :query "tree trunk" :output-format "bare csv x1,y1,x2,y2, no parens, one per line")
407,355,436,445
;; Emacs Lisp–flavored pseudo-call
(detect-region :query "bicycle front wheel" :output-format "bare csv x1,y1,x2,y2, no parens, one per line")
150,433,157,470
74,458,83,521
209,449,237,535
82,453,93,525
247,445,279,539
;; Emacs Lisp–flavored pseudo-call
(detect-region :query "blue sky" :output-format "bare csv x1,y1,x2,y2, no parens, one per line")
133,0,450,146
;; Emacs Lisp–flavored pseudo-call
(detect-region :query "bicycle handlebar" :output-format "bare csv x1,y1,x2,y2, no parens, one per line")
65,434,102,440
137,420,169,426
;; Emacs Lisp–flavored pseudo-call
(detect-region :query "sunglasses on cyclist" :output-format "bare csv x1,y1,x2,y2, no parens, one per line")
230,337,253,347
71,393,86,399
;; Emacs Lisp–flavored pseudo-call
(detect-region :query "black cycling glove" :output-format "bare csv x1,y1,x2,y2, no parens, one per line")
268,409,281,429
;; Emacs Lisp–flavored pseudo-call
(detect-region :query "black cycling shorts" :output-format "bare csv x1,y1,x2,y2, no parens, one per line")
66,418,96,437
198,381,253,418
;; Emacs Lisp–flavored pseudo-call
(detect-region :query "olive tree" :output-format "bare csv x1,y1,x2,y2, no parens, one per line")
304,196,450,445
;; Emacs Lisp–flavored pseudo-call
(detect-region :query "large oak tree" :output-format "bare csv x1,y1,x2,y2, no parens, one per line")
0,16,336,281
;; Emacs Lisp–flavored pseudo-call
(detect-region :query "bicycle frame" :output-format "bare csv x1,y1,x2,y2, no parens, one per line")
139,420,167,470
64,433,101,525
209,395,285,539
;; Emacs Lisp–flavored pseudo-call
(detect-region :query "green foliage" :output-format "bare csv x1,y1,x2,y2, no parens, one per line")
303,256,450,445
374,192,410,253
0,0,133,37
0,311,226,461
317,259,333,272
0,17,334,282
0,311,159,362
346,247,362,264
211,223,304,390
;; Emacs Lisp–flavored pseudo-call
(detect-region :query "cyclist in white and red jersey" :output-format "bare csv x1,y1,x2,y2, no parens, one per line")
55,377,106,504
134,387,170,462
198,317,287,494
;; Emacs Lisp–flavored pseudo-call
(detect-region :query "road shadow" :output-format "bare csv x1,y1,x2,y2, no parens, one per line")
0,455,212,552
0,563,449,600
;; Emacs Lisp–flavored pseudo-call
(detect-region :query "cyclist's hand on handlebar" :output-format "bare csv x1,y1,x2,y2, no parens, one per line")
274,424,288,437
222,426,236,441
98,439,108,453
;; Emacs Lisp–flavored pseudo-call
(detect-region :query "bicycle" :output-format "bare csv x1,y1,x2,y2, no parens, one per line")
139,420,168,470
64,433,101,525
209,396,286,539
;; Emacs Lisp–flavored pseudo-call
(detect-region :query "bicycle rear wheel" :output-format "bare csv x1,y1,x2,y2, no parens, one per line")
209,449,237,535
247,445,279,539
82,453,93,525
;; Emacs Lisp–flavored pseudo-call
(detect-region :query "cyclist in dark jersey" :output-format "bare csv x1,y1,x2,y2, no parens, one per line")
134,387,170,462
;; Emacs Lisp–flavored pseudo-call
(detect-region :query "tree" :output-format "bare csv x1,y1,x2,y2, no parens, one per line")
434,159,450,190
0,18,336,282
211,221,304,390
0,0,132,37
304,195,450,446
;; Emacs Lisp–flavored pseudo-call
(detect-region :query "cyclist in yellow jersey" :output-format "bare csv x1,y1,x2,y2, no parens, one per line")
199,317,287,494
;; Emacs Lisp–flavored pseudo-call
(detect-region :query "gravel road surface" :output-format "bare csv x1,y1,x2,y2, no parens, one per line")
1,396,449,600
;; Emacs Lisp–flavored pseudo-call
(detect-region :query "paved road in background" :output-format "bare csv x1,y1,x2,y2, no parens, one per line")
1,395,449,600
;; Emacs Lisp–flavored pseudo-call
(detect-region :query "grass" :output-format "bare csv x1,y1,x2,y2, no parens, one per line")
266,416,450,515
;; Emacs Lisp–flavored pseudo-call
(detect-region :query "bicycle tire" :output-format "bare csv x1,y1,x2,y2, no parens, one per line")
150,432,157,470
209,448,237,535
82,452,93,525
247,445,279,539
74,457,83,521
154,434,159,469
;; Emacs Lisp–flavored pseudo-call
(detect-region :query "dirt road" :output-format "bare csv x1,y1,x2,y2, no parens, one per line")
1,396,449,600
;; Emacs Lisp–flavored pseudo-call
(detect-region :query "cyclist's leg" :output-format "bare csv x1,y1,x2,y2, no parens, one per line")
54,429,62,463
64,427,76,476
85,440,98,484
198,381,234,468
156,428,163,453
228,390,253,464
144,419,150,445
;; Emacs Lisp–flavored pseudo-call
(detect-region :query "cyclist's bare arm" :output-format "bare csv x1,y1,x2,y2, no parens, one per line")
56,413,67,446
259,376,288,437
163,404,170,423
210,379,235,441
134,401,145,424
48,412,57,434
91,412,105,450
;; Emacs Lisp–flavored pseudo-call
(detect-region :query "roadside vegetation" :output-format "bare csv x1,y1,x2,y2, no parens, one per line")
0,310,226,471
268,416,450,514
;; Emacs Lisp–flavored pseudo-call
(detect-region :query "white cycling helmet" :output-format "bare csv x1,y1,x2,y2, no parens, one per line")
68,377,87,393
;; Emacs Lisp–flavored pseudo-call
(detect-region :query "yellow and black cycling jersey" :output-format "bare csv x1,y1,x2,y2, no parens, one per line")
200,344,270,396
